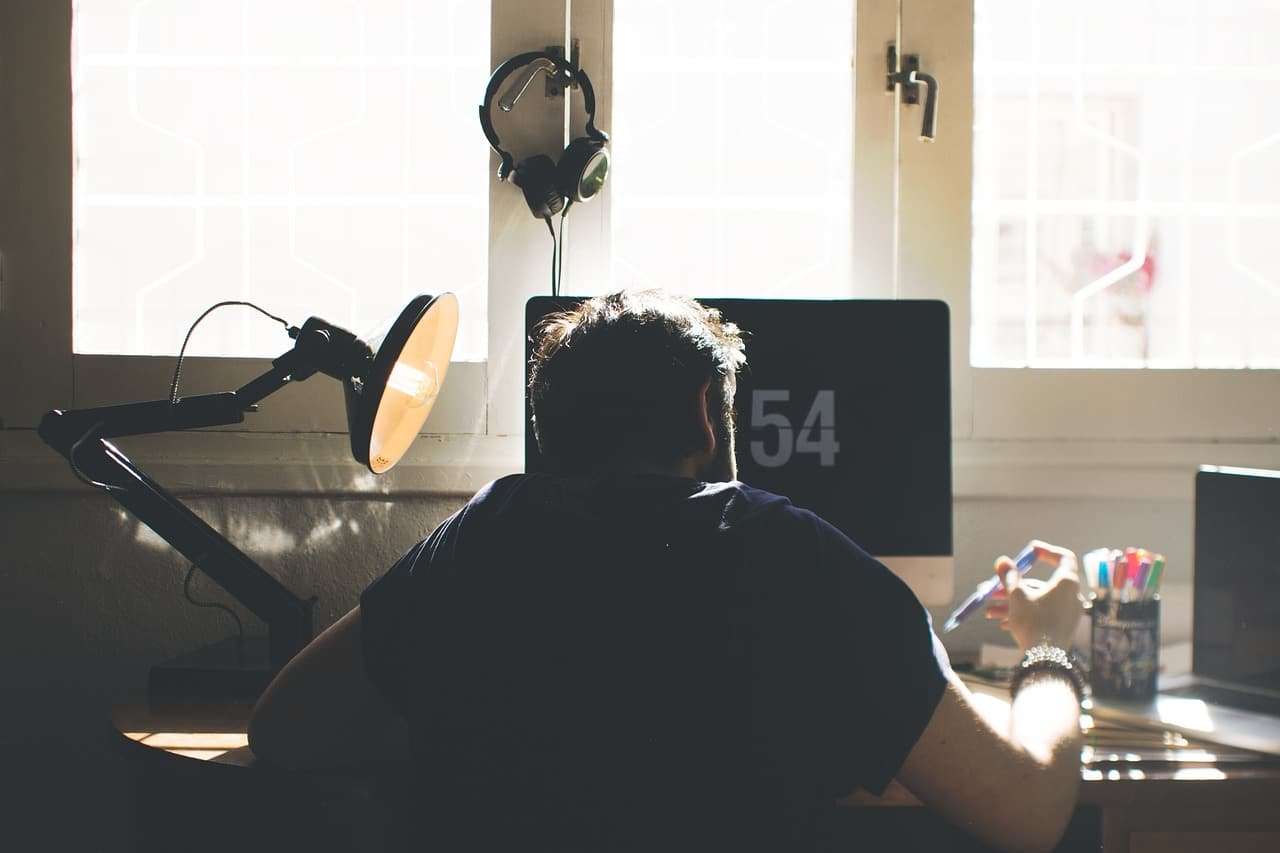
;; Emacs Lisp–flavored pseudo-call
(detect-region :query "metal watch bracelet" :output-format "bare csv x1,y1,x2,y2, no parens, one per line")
1009,642,1087,705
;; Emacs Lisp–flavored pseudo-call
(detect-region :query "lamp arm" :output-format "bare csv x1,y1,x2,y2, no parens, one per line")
41,392,248,441
233,342,317,407
37,416,315,667
35,321,377,670
40,342,317,444
36,348,329,670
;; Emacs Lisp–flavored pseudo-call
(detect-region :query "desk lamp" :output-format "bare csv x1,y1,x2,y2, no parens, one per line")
38,293,459,700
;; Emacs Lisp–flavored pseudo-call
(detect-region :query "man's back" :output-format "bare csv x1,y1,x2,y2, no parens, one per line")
361,473,949,851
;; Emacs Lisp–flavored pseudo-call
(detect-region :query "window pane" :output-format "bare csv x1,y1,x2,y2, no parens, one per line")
72,0,488,360
610,1,853,297
973,0,1280,368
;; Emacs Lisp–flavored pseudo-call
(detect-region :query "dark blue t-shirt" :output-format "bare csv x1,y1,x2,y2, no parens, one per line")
361,473,949,851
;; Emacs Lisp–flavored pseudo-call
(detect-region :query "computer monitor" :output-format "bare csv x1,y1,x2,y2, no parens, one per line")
1193,466,1280,694
525,297,954,606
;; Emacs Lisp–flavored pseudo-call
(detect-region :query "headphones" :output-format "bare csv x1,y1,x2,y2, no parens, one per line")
479,50,610,221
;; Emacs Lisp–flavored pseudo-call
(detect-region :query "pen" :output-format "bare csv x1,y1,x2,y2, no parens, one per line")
1135,553,1152,590
1081,548,1109,590
942,542,1040,633
1145,554,1165,595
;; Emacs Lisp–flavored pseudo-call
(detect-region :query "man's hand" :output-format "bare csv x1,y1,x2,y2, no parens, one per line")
896,542,1086,852
986,540,1083,652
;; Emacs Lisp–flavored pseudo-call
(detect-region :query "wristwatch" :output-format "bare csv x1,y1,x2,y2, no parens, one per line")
1009,641,1087,705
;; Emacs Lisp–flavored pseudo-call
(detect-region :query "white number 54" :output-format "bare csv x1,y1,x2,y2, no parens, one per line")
749,389,839,469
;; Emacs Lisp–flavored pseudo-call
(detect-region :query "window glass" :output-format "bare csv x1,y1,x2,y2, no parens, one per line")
973,0,1280,368
73,0,489,359
611,0,854,298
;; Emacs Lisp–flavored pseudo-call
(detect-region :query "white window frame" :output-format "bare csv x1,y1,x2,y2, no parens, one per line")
894,0,1280,454
869,0,1280,504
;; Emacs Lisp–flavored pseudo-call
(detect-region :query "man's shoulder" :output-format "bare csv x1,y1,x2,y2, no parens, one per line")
466,472,530,509
460,472,597,520
453,475,854,553
692,482,886,574
712,481,842,538
686,479,794,528
724,483,907,583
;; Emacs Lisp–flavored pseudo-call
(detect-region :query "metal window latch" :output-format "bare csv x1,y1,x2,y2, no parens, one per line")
497,40,580,113
544,39,581,98
886,44,939,141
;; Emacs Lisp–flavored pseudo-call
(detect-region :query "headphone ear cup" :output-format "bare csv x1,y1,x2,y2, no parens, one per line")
556,138,609,204
512,155,565,219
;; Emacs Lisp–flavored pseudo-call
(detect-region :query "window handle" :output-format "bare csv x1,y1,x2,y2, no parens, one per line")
886,45,940,142
499,58,557,112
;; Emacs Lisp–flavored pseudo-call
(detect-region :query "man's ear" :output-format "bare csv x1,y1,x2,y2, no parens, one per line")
692,378,716,458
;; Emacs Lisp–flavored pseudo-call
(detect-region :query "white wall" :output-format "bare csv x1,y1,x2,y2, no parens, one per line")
943,494,1193,654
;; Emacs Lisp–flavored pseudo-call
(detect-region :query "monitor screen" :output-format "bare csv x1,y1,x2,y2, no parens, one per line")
525,297,954,605
1194,467,1280,692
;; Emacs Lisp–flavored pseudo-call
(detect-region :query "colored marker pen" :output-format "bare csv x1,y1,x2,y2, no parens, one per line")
1082,548,1110,591
1135,556,1152,591
1145,554,1165,595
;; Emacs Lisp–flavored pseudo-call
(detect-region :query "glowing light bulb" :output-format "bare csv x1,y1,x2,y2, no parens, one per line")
387,360,439,408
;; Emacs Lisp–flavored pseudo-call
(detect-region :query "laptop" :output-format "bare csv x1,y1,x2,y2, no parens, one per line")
1092,466,1280,755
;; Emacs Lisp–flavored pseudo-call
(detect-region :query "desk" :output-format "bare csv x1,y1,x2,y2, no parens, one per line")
114,690,1280,853
843,680,1280,852
113,699,413,853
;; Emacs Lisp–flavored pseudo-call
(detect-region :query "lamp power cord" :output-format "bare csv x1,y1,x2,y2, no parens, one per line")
183,562,246,665
68,420,128,494
169,300,294,406
166,301,292,659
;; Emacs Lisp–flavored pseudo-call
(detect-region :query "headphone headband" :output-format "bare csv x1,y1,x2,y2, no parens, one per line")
479,50,607,181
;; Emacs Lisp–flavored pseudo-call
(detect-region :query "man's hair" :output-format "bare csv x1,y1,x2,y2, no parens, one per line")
529,290,747,473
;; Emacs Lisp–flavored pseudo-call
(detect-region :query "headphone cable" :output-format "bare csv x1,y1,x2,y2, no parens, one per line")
556,206,568,297
544,205,570,297
544,215,557,296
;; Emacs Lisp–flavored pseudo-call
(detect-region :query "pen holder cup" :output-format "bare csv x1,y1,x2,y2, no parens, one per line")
1090,595,1160,700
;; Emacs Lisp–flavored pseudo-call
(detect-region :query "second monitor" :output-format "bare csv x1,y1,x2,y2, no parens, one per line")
525,297,953,606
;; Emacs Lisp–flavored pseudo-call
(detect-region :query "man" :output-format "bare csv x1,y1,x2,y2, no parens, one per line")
250,290,1085,852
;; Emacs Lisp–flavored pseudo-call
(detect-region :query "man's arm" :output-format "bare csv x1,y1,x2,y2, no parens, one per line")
895,544,1085,853
896,672,1081,853
248,607,410,771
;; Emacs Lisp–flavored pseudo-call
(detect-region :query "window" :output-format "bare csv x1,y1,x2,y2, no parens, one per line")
8,0,1278,455
72,0,490,360
609,0,854,297
972,0,1280,368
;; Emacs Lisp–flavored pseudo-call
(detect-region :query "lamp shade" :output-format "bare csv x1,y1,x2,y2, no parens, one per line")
347,293,459,473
